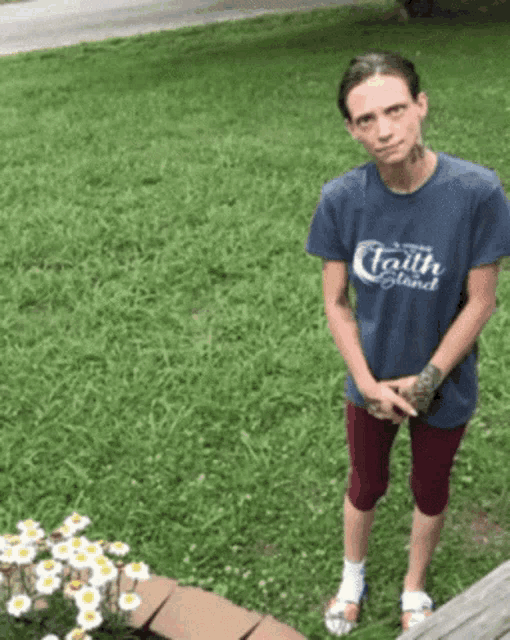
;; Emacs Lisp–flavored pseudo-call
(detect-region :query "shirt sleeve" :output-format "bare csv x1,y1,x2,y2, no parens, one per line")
470,179,510,269
305,186,350,261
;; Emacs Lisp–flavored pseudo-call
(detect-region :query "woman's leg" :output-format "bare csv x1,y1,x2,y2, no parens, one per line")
327,401,400,628
408,419,467,517
404,419,468,592
344,401,400,559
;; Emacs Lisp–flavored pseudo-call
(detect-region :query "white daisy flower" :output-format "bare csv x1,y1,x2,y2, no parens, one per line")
82,542,103,557
63,513,91,533
89,553,113,570
118,591,142,611
35,574,62,595
17,519,41,532
68,536,88,555
107,541,130,556
76,607,103,631
12,544,37,565
58,523,79,539
41,635,60,640
64,579,87,601
7,593,31,617
124,562,150,581
89,563,118,590
73,584,102,610
50,542,73,562
64,629,91,640
68,551,90,571
19,527,46,547
0,545,16,563
35,558,64,578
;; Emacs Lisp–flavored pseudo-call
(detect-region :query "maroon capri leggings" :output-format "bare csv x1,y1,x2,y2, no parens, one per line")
345,401,468,517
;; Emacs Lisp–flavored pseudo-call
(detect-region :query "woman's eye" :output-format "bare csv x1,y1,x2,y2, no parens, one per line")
360,106,403,124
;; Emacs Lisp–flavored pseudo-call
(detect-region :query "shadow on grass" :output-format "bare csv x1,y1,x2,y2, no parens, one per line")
162,2,510,60
356,3,509,25
19,0,507,77
18,0,504,104
3,0,509,167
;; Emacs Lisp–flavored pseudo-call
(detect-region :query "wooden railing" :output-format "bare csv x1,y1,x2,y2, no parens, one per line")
396,560,510,639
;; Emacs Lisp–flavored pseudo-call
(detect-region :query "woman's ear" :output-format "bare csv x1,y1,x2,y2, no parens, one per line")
417,91,429,119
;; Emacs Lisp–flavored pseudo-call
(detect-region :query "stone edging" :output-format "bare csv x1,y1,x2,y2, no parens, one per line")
0,566,307,639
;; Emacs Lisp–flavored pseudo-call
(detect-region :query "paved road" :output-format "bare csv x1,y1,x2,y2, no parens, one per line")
0,0,362,56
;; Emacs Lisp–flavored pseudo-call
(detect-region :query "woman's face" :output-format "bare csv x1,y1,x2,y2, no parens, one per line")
344,73,428,165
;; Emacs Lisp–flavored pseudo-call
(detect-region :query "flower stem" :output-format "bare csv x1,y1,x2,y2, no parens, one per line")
18,565,35,598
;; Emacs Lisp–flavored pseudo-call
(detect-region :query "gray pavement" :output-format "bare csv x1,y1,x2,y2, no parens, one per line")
0,0,360,56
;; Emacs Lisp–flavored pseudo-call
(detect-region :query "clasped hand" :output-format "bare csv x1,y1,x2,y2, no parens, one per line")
362,375,434,425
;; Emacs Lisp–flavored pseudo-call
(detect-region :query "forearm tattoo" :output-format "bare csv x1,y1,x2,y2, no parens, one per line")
403,364,444,414
364,363,444,420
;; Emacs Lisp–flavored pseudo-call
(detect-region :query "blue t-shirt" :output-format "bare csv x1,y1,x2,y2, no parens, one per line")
305,152,510,428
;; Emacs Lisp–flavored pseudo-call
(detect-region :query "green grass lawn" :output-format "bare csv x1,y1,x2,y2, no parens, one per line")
0,3,509,638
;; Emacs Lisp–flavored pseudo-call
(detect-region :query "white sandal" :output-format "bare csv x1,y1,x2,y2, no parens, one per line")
324,581,369,636
400,590,435,631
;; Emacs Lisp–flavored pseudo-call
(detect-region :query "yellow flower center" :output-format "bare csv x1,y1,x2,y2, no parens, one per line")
44,560,55,570
132,563,142,572
19,548,30,558
83,591,95,605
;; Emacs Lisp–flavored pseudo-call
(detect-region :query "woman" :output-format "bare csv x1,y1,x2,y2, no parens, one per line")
305,50,510,635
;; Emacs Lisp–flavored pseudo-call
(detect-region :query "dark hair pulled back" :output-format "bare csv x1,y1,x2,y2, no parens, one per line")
338,50,421,123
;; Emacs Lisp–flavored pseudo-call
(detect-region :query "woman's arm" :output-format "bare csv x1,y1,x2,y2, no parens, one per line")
429,263,499,379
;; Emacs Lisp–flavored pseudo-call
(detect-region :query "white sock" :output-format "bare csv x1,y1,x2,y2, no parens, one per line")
338,557,366,603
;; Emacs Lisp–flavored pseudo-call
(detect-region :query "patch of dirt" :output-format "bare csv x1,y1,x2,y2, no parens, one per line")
450,507,507,553
252,539,280,557
469,509,505,546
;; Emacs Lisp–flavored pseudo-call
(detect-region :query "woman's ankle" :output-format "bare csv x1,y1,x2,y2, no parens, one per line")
338,556,366,603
